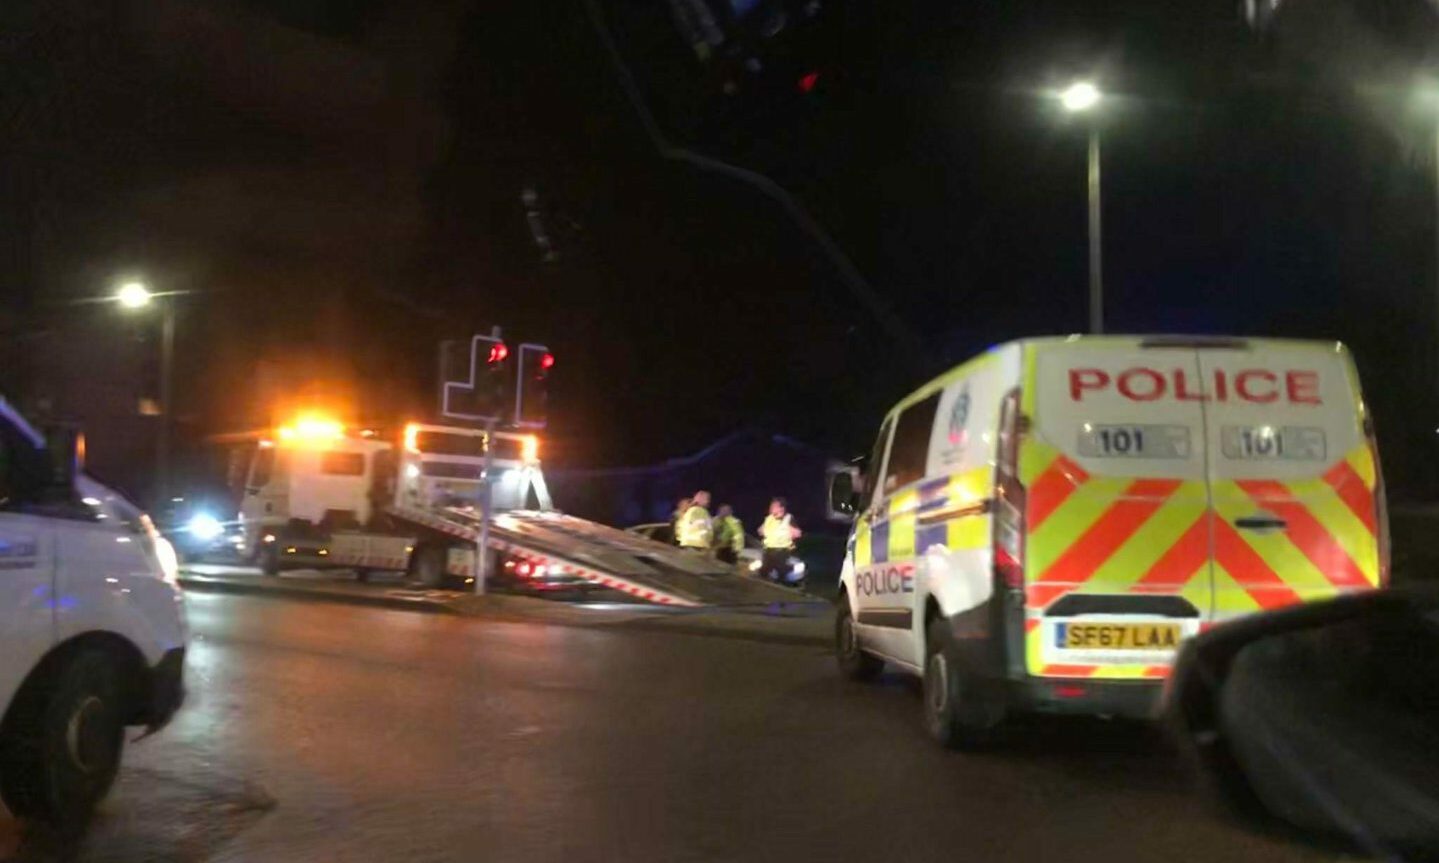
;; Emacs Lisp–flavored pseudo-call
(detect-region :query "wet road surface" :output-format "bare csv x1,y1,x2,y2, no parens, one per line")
2,592,1327,862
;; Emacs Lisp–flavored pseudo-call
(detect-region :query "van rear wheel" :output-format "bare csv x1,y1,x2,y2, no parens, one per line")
835,600,884,681
923,617,1004,749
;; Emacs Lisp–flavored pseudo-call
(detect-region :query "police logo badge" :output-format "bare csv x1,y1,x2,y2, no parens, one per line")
947,385,971,448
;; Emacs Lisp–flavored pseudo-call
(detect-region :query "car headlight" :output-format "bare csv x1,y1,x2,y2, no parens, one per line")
154,536,180,587
187,512,224,542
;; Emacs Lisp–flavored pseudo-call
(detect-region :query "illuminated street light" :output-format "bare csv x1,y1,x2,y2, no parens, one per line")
1060,81,1102,113
116,281,154,309
113,278,175,506
1057,80,1105,333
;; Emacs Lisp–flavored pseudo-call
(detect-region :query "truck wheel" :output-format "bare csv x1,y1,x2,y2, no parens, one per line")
0,651,126,830
241,528,261,564
923,617,1004,749
412,544,447,588
260,543,280,577
835,600,884,681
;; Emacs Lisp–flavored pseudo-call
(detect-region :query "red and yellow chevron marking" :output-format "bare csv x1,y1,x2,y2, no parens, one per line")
1025,455,1090,532
1019,441,1380,680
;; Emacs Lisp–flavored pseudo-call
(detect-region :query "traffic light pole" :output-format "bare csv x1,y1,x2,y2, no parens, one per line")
157,299,175,506
475,417,496,596
475,325,501,596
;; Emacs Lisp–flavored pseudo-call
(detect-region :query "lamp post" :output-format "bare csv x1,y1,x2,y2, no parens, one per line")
1060,81,1104,334
114,281,176,506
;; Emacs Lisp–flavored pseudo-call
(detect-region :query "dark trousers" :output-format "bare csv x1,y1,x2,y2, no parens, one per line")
716,547,738,565
760,548,790,582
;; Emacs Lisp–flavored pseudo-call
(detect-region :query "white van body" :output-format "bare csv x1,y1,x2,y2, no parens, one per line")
0,400,187,824
833,336,1386,744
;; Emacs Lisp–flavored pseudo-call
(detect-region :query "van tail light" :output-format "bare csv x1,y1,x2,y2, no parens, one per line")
994,387,1027,591
994,544,1024,590
1364,416,1391,587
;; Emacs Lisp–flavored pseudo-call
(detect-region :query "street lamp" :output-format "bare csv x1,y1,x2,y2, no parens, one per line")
116,281,153,309
1410,85,1439,407
1060,81,1101,113
1429,98,1439,400
113,280,176,507
1059,80,1104,334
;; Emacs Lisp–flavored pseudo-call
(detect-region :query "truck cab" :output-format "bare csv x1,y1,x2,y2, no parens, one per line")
236,422,393,558
232,418,551,584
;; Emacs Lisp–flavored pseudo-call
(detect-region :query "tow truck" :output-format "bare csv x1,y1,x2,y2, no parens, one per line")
229,415,790,606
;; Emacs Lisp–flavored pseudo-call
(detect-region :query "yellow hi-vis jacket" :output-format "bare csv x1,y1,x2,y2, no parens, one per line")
762,514,796,549
677,505,713,549
714,515,744,553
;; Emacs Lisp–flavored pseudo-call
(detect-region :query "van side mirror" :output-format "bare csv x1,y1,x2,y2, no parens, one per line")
42,424,84,494
826,466,859,521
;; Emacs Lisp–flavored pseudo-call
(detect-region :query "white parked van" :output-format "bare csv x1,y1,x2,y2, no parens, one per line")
830,336,1387,746
0,400,187,826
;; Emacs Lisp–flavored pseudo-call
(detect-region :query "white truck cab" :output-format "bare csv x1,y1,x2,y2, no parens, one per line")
232,419,555,586
0,399,187,826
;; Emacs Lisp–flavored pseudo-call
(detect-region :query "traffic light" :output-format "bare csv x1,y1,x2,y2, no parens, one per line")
483,339,513,420
440,335,512,423
515,343,553,428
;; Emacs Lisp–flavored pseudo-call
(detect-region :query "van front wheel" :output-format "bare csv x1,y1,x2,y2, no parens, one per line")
0,651,125,830
835,600,884,681
923,618,1004,749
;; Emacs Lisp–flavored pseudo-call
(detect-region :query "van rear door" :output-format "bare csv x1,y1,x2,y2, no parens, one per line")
1024,341,1212,680
1196,342,1380,624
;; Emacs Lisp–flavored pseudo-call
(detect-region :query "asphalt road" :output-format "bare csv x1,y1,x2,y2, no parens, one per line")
1,593,1326,862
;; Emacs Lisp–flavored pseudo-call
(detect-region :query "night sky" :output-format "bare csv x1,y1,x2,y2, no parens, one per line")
5,1,1439,495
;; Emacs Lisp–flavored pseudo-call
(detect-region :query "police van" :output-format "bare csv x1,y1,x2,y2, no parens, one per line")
829,336,1387,746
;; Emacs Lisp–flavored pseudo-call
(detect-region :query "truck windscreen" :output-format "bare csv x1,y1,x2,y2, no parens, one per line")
415,431,522,461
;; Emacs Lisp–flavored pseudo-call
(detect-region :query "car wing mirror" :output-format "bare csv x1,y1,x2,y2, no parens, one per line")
826,465,859,521
1164,583,1439,857
40,424,85,498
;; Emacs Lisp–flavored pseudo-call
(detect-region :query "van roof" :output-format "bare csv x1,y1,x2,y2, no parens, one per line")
883,334,1351,421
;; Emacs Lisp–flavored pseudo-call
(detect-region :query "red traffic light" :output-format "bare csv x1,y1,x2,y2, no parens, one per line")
487,343,509,364
540,352,555,371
